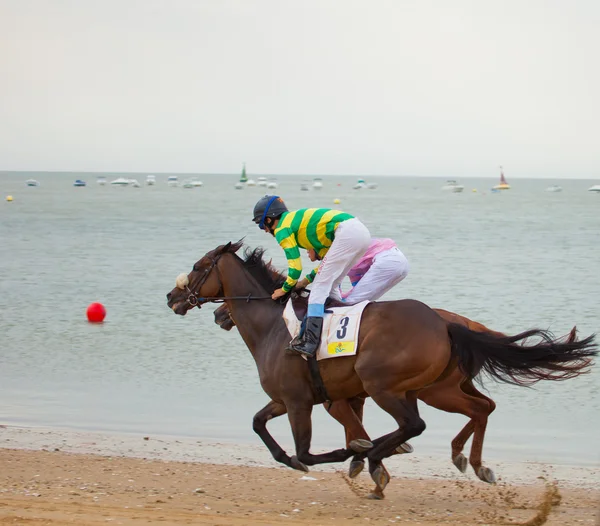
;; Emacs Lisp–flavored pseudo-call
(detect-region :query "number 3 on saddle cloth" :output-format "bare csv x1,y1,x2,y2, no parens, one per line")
283,299,370,360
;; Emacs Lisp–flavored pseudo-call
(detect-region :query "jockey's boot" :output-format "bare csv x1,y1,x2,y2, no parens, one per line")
287,316,323,358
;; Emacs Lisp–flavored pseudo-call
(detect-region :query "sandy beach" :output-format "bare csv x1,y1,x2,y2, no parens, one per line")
1,426,598,525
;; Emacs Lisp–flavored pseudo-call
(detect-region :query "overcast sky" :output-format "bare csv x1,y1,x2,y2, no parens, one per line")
1,0,598,178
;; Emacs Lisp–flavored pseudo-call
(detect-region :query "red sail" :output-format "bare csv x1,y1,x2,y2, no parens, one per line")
500,168,508,184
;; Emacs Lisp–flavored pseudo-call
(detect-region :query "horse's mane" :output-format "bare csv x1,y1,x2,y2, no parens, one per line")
237,246,287,293
218,241,323,303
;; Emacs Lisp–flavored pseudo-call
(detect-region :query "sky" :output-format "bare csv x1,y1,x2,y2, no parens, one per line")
1,0,598,179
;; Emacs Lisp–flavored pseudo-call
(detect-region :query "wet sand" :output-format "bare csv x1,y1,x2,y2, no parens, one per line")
1,426,598,525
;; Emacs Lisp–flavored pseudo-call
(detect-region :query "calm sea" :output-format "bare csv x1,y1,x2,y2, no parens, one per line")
1,171,599,467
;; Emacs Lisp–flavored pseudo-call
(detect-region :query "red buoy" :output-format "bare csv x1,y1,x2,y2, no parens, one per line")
86,302,106,323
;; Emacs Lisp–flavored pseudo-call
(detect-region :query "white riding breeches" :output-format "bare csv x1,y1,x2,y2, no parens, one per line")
308,218,371,306
343,247,409,304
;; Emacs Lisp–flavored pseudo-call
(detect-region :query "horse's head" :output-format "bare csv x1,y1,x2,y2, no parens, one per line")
166,241,243,315
214,303,236,331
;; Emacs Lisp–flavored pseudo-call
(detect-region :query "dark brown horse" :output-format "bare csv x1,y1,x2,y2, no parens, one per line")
213,300,577,487
166,242,596,492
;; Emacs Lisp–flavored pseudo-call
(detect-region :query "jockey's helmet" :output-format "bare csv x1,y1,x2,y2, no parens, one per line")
252,195,288,230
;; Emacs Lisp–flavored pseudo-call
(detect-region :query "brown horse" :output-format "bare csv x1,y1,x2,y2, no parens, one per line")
213,301,577,487
166,242,596,492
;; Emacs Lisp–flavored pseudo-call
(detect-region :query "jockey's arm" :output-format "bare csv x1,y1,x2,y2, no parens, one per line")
275,227,302,292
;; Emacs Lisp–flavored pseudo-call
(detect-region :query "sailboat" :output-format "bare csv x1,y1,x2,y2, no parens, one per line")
235,164,248,189
492,166,511,190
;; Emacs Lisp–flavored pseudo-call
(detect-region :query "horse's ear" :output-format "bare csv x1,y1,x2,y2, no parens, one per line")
228,238,245,253
223,242,232,252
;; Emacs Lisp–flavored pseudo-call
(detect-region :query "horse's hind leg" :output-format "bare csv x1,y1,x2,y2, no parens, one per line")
252,400,304,471
461,381,497,483
325,398,388,500
420,379,496,483
364,391,426,491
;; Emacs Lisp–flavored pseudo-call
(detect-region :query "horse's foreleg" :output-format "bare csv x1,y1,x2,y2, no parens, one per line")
252,400,301,471
326,398,371,447
287,403,355,468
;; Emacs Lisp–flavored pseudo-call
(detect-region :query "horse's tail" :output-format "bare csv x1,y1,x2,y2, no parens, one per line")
447,323,597,387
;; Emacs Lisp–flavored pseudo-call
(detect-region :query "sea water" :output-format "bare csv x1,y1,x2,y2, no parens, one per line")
1,172,598,467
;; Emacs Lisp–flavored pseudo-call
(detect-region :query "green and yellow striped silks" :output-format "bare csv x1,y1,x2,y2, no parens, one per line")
274,208,353,291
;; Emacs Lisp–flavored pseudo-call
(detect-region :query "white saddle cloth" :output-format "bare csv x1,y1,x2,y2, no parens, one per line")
282,299,370,361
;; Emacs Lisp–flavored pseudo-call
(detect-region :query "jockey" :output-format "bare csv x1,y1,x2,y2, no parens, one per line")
252,195,371,358
298,238,409,304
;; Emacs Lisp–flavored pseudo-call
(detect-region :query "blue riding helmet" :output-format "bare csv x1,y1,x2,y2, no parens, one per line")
252,195,288,230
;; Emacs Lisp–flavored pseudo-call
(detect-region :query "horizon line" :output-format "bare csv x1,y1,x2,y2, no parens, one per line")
1,170,598,181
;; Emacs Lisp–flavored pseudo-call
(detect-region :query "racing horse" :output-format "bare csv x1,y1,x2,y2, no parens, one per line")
166,241,596,492
213,299,577,488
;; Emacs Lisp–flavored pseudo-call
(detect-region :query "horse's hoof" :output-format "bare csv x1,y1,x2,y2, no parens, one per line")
477,466,496,484
371,466,390,491
349,439,373,453
348,460,365,479
367,490,385,500
452,453,468,473
290,455,309,473
396,442,414,454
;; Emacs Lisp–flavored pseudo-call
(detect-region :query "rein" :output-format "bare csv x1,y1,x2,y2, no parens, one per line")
183,253,273,307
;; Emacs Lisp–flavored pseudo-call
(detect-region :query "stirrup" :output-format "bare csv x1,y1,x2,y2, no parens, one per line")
287,338,317,358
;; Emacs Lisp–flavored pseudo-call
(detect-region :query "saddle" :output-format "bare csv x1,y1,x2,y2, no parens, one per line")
289,289,346,320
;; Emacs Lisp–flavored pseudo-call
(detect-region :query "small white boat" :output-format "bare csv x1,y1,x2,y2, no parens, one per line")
257,177,268,187
25,179,40,187
246,178,256,187
266,179,278,189
352,179,366,190
73,179,87,187
313,178,323,190
146,175,156,186
97,176,107,185
442,180,464,193
110,177,130,186
300,181,310,191
129,179,141,188
546,185,562,192
167,176,179,187
587,185,600,193
234,182,244,190
182,178,202,188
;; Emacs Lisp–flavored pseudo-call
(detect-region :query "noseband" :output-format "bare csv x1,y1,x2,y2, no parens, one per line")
181,253,272,308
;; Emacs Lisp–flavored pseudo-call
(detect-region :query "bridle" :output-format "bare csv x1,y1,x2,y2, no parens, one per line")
182,252,273,308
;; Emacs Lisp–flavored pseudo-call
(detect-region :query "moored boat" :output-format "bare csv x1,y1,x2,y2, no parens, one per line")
492,166,511,190
442,180,464,193
110,177,129,186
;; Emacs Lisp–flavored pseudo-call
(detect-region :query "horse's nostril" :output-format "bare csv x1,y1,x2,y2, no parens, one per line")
166,292,171,300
